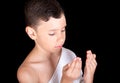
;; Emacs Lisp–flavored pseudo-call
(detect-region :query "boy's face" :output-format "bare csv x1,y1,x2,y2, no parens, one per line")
35,14,66,53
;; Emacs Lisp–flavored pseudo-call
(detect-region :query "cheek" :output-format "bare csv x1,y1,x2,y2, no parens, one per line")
64,34,66,39
49,37,57,42
45,36,56,43
62,34,66,44
62,33,66,40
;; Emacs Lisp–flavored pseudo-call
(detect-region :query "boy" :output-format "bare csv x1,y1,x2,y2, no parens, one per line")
17,0,97,83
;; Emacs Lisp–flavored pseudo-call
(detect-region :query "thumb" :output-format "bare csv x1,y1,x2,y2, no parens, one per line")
63,63,70,71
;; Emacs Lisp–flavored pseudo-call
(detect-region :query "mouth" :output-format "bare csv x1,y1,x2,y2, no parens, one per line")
55,45,62,48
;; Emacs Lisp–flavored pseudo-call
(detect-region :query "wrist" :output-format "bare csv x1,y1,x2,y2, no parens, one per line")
83,76,93,83
60,77,73,83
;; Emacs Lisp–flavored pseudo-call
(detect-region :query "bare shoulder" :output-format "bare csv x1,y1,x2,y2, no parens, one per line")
17,64,38,83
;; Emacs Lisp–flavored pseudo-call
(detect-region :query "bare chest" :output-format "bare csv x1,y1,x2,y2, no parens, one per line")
34,60,59,83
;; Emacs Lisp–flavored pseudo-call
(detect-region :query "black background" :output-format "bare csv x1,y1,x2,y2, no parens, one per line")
2,0,119,83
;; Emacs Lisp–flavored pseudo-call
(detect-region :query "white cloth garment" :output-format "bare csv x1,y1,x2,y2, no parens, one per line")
48,47,84,83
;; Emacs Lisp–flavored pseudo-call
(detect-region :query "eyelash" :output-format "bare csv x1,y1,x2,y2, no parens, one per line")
49,29,65,36
49,33,55,36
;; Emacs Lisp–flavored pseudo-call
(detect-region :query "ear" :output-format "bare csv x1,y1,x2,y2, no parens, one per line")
25,26,36,40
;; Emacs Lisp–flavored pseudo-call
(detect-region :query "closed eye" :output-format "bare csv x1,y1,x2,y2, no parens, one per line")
49,33,55,36
48,29,56,36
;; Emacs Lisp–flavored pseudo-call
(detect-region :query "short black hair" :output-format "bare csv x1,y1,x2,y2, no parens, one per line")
24,0,64,27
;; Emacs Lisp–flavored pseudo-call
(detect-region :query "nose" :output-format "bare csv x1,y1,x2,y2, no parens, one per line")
57,33,65,44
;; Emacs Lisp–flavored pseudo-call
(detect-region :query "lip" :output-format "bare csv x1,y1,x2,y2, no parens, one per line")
55,45,62,48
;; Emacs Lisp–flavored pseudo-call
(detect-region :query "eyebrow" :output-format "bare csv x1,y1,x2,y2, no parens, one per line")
49,29,58,31
49,25,66,31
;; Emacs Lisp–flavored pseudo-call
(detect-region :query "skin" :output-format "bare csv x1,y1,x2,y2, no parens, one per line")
61,50,97,83
17,14,97,83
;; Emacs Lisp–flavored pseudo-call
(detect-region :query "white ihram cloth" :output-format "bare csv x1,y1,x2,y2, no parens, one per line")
48,47,84,83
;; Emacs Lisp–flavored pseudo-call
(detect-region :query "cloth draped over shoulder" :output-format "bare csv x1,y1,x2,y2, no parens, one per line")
48,47,84,83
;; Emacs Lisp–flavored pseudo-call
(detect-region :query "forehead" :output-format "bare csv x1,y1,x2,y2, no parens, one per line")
37,14,66,30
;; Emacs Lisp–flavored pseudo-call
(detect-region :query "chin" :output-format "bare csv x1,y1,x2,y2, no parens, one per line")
54,47,62,52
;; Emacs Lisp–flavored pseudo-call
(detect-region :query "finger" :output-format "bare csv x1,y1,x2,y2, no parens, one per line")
87,50,96,60
69,58,77,72
63,63,70,71
86,50,92,59
93,54,96,59
70,57,82,78
69,57,82,72
90,54,97,66
74,57,82,70
86,56,97,71
91,56,97,68
86,50,92,54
